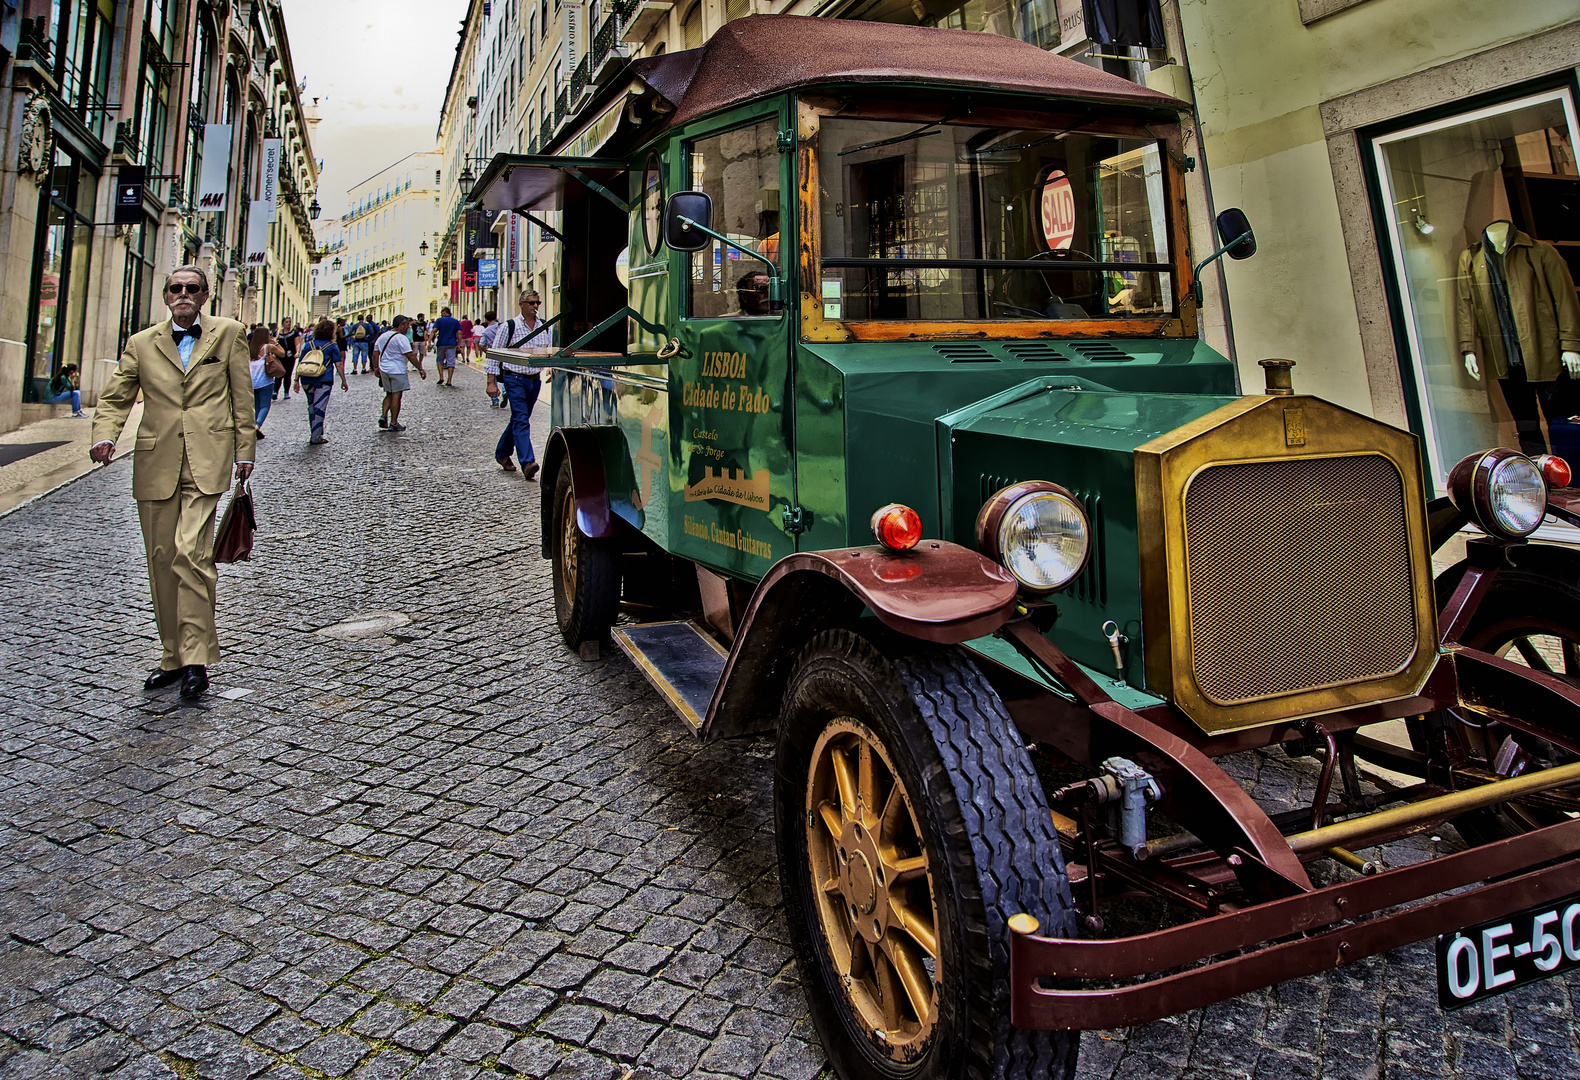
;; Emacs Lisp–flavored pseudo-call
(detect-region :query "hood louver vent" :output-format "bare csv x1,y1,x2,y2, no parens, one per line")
934,343,998,363
1069,342,1132,362
1001,342,1068,363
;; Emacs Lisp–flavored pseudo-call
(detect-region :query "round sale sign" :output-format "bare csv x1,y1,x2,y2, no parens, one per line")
1039,170,1075,250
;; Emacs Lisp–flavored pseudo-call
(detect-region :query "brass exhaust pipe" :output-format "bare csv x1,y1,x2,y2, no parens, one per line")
1287,760,1580,855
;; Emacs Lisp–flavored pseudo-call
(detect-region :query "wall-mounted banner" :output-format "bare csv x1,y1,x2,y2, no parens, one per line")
505,212,521,272
562,0,583,69
261,139,282,222
477,258,499,289
197,124,232,211
465,209,500,271
245,200,269,266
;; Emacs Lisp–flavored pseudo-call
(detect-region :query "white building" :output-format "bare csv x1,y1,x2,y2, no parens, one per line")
340,151,443,323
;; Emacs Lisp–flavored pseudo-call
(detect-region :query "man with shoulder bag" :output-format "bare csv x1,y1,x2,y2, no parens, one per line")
375,315,425,431
88,266,256,700
485,289,550,479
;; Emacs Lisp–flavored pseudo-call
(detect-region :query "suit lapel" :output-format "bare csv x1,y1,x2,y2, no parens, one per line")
184,323,222,377
153,321,184,373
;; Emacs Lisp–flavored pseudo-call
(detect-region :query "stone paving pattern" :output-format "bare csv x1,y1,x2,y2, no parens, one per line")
1,366,1576,1079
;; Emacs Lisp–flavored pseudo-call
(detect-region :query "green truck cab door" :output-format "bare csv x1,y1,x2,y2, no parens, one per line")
666,107,798,578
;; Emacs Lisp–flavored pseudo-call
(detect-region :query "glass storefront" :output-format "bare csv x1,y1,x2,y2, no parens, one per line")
26,149,97,401
1371,87,1580,483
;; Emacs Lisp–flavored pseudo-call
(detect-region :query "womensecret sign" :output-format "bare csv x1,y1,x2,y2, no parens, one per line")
1040,169,1075,250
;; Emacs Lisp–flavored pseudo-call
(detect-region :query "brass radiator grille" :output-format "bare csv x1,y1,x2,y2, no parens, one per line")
1182,454,1418,705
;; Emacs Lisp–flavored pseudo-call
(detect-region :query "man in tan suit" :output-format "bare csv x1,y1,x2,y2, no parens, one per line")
90,266,257,699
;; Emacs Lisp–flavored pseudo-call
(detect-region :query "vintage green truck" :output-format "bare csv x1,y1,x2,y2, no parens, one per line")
473,16,1580,1080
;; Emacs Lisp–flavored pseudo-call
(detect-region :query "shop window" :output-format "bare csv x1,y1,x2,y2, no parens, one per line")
26,150,97,401
686,118,781,318
1371,88,1580,481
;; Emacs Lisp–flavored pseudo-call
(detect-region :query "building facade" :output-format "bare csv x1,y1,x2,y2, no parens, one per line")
0,0,319,433
339,151,442,324
1166,3,1580,498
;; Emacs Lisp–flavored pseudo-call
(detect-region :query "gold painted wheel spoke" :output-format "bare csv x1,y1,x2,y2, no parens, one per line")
832,745,859,821
872,948,906,1031
888,895,939,959
858,742,879,821
879,934,934,1021
884,853,928,884
818,801,844,841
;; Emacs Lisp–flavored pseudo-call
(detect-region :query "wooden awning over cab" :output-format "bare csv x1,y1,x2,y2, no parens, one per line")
469,156,630,215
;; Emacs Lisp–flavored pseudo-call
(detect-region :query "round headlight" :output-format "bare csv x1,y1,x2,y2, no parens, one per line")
1448,448,1548,540
975,482,1091,592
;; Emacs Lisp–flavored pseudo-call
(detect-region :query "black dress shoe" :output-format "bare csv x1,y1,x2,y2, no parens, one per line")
144,667,184,690
179,666,209,699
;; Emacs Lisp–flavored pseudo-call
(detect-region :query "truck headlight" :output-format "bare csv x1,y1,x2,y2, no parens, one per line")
976,482,1091,592
1448,448,1548,539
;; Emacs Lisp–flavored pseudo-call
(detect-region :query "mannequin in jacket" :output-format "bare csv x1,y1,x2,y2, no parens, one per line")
1459,221,1580,454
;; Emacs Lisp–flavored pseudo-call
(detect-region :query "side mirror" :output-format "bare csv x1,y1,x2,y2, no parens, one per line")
664,191,714,252
1215,208,1257,260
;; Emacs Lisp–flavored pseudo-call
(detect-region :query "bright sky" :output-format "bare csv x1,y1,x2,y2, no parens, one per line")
278,0,465,221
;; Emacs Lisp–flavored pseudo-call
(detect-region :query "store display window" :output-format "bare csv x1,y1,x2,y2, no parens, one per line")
1370,87,1580,485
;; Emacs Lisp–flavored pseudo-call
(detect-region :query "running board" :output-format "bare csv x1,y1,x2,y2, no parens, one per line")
612,620,727,735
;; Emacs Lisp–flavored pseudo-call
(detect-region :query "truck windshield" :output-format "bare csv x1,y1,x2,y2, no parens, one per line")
816,116,1173,322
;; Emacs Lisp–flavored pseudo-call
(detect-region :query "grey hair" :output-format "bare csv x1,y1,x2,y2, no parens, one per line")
164,265,210,294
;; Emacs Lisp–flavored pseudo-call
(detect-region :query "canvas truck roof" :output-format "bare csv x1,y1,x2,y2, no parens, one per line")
627,15,1186,127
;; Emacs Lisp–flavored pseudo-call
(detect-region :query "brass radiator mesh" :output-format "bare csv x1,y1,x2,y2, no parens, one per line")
1182,455,1418,705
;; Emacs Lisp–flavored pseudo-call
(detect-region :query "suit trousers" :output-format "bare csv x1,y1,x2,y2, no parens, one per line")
138,448,224,668
1500,368,1574,457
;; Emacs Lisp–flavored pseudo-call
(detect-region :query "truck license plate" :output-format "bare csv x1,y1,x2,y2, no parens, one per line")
1437,893,1580,1009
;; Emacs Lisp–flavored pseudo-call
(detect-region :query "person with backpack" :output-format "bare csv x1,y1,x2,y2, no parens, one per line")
410,314,429,366
348,317,378,374
291,318,347,444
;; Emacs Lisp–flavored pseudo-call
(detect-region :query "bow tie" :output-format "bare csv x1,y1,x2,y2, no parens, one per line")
172,325,200,342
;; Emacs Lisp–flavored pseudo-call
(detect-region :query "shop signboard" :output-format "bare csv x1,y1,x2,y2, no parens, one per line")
478,258,499,289
197,125,232,211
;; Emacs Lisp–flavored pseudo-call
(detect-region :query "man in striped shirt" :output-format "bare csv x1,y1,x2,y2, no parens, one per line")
484,289,551,480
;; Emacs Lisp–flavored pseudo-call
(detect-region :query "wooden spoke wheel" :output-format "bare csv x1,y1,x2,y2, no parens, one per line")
1414,566,1580,841
550,458,620,648
775,629,1077,1080
805,718,940,1059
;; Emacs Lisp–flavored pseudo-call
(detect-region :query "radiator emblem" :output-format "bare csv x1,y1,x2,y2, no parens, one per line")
1284,407,1306,447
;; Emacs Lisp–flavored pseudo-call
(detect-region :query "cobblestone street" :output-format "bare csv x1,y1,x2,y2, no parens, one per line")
1,365,1577,1080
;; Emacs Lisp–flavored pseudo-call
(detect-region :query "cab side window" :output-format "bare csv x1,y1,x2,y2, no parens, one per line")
687,119,780,318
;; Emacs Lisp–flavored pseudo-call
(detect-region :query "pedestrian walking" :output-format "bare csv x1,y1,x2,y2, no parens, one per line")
375,315,426,431
292,318,347,444
274,316,300,401
411,314,429,364
458,315,474,364
475,313,503,406
87,265,256,700
250,326,284,438
440,311,479,388
432,306,461,379
485,289,550,479
335,317,349,362
349,316,377,374
43,363,86,417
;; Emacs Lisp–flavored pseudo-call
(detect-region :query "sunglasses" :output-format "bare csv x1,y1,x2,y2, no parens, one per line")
523,300,541,305
166,283,205,295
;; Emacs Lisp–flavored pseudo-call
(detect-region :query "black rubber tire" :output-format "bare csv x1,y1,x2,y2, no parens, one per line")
775,628,1078,1080
550,457,620,648
1411,566,1580,843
